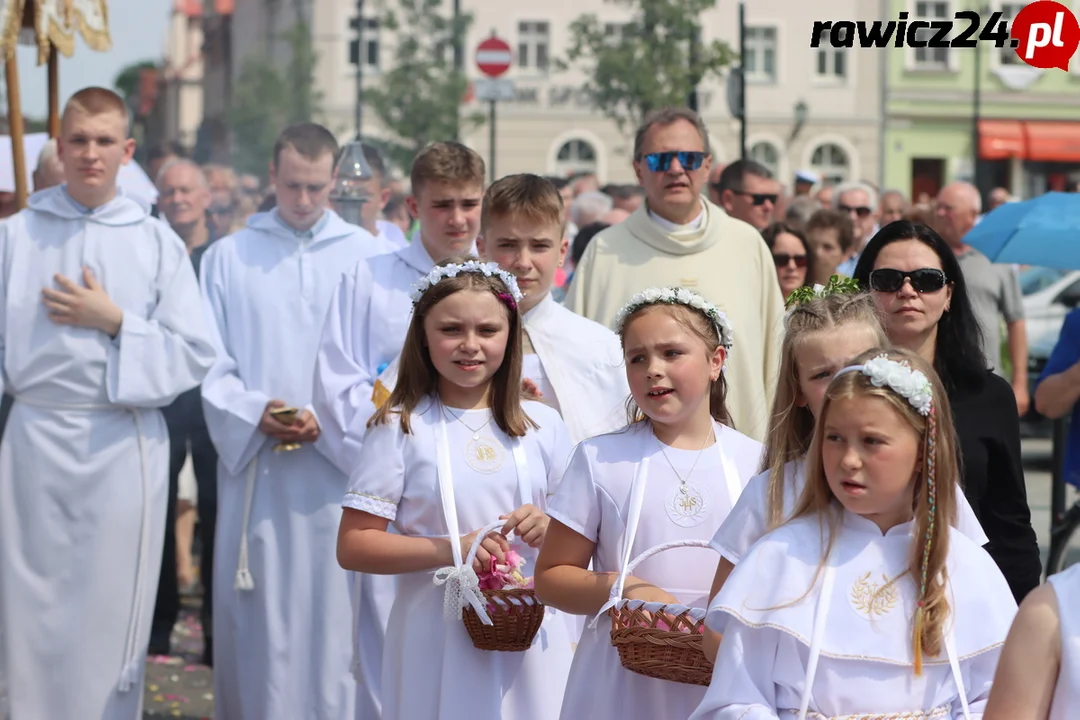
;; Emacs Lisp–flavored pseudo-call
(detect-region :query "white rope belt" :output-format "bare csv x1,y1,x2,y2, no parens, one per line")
12,395,151,693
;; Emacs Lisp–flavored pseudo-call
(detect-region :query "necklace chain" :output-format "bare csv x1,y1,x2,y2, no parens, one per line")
655,425,715,486
442,404,493,440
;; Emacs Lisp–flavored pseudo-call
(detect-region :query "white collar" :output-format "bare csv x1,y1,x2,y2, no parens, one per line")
648,206,706,233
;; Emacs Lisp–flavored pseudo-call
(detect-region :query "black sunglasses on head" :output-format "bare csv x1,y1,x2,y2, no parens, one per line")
642,151,706,172
869,268,948,293
839,204,873,218
773,253,808,268
734,190,779,206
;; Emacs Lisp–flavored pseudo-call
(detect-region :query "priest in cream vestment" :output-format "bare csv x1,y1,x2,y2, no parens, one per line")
564,108,784,441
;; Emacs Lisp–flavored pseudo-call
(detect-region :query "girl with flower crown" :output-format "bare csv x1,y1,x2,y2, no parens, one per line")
701,286,989,661
336,257,574,720
534,287,763,719
690,347,1017,719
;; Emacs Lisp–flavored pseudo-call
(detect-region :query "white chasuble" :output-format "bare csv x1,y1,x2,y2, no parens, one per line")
200,209,385,720
0,187,215,720
563,200,786,442
692,512,1017,719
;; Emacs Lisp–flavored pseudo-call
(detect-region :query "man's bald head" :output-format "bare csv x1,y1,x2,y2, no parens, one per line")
935,181,981,246
157,158,211,233
34,138,65,191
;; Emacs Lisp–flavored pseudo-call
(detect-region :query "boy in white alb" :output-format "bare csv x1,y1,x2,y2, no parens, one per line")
0,87,216,720
200,123,392,719
312,142,486,717
378,174,630,444
476,174,629,443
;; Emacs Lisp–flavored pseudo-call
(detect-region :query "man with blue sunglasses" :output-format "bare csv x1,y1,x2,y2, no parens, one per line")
564,106,785,442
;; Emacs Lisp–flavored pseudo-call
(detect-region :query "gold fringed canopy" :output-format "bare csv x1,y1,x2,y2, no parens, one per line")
0,0,111,61
0,0,111,210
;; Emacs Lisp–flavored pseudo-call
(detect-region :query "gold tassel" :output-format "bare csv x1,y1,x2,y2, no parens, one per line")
912,604,924,676
371,379,392,409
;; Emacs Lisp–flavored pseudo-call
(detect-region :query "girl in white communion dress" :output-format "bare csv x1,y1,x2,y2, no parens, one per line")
535,287,763,720
337,258,574,720
691,347,1017,720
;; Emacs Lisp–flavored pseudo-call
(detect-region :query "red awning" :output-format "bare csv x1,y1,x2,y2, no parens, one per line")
979,120,1080,163
1026,121,1080,163
979,120,1026,160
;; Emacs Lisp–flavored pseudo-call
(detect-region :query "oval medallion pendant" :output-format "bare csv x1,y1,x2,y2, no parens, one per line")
666,482,710,527
465,436,505,474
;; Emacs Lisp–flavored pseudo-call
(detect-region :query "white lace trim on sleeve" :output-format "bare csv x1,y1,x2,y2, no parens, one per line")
342,491,397,520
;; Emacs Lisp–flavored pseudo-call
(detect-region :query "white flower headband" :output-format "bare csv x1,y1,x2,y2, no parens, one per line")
409,260,524,306
836,354,933,416
614,286,734,350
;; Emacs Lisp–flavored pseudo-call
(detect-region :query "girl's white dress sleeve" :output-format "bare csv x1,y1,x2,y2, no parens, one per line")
342,420,405,521
695,622,782,719
546,443,601,541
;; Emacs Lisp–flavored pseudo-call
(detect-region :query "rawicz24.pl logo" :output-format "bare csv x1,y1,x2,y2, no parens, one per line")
811,0,1080,71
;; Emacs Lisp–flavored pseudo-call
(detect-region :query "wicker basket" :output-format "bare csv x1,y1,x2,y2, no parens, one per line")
606,539,715,686
459,520,546,652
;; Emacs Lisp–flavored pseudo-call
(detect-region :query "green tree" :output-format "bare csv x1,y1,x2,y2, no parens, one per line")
561,0,735,134
365,0,483,171
113,60,158,103
228,20,324,177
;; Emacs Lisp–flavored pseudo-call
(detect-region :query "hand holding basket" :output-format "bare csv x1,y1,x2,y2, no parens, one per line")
434,519,546,652
594,539,716,686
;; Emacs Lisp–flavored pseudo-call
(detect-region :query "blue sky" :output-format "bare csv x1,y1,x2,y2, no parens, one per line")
12,0,170,118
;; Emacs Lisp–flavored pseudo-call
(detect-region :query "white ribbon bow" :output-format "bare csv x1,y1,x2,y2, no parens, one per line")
433,563,493,625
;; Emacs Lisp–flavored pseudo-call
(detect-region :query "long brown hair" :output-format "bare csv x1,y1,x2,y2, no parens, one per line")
619,302,732,427
762,292,887,528
368,256,536,436
791,347,959,668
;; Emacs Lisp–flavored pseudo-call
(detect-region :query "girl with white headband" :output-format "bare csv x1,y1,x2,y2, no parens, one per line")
336,258,574,720
691,347,1017,720
701,284,989,662
535,287,763,718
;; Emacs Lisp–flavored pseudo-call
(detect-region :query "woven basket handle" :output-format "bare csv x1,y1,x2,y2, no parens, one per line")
464,519,510,568
592,539,716,628
621,539,715,584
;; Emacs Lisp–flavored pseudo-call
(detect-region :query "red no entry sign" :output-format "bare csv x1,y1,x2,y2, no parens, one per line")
476,36,512,77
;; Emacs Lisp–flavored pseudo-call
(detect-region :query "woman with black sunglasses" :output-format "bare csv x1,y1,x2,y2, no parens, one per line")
762,222,816,302
854,220,1041,602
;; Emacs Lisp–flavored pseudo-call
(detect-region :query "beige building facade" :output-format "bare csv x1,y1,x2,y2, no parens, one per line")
226,0,885,189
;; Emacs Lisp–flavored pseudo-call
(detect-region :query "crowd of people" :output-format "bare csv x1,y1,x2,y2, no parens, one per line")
0,84,1075,720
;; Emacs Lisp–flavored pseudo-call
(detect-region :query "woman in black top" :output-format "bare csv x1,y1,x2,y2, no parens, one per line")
854,221,1041,601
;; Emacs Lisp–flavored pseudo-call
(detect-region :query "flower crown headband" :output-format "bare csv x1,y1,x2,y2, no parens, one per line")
784,274,862,310
614,287,734,350
834,353,937,677
409,260,524,307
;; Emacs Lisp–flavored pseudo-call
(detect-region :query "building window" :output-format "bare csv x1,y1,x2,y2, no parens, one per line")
518,21,550,72
810,143,850,185
363,18,379,70
749,141,781,177
815,25,847,79
603,23,631,44
744,27,777,83
555,139,598,176
998,2,1026,65
912,1,950,69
